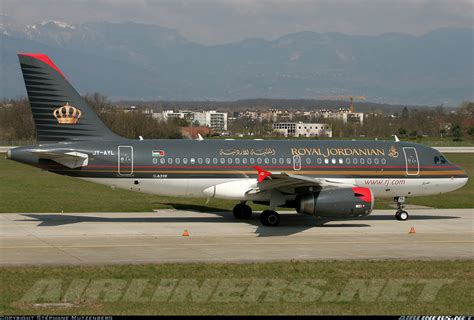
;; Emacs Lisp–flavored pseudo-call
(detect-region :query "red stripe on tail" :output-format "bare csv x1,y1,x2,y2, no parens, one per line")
18,53,66,78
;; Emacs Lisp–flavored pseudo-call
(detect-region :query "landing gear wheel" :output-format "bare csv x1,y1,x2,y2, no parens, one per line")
260,210,280,227
394,197,409,221
396,210,409,221
233,203,252,220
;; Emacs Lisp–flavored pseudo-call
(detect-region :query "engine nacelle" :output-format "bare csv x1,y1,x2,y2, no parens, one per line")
296,187,374,218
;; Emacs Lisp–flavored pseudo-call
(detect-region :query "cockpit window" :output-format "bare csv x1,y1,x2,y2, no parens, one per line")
434,156,447,164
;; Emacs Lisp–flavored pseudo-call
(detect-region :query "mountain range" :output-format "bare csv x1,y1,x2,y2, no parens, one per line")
1,17,473,105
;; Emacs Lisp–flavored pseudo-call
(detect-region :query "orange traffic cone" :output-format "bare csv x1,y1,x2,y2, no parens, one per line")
182,229,190,237
409,227,416,234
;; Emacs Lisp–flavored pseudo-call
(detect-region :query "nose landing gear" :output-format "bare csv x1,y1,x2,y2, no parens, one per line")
395,196,409,221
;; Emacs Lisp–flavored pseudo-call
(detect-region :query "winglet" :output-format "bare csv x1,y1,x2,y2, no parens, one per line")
254,166,272,182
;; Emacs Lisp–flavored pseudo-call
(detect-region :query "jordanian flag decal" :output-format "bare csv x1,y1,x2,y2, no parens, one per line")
152,150,166,157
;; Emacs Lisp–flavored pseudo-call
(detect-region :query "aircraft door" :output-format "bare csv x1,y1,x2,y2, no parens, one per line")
403,147,419,175
118,146,134,176
293,155,301,171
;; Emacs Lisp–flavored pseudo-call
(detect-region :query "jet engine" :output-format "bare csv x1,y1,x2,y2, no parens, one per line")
296,187,374,218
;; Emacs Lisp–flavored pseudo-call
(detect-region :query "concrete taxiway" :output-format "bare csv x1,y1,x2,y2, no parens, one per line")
0,209,472,265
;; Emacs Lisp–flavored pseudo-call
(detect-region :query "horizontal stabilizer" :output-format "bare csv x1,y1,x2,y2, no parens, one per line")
30,150,89,168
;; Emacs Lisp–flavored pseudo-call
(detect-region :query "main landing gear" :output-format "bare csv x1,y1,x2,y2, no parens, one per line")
232,203,281,226
394,196,409,221
260,210,281,227
232,202,252,220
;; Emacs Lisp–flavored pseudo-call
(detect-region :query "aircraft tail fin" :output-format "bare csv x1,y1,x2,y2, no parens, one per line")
17,53,120,143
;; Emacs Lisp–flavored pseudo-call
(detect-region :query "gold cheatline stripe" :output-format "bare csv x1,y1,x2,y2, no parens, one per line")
64,169,463,176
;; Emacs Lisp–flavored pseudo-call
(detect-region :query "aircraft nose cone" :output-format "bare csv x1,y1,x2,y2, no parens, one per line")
457,177,468,189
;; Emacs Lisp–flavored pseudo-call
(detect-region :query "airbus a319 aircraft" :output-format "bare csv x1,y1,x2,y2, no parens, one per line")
7,53,469,226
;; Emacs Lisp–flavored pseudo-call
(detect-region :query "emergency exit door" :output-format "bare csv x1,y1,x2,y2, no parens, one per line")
293,155,301,171
403,147,419,176
118,146,133,176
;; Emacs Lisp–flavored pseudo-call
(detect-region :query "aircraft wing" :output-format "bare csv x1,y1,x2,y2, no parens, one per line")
30,150,89,168
248,166,355,195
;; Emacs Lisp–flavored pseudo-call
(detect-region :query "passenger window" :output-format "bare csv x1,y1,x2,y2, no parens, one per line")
286,158,292,164
213,158,218,164
331,158,336,164
160,158,166,165
183,158,188,164
317,158,322,164
220,158,225,164
176,158,181,164
279,158,284,164
257,158,263,164
264,158,270,164
205,158,211,164
235,158,240,164
168,158,173,164
190,158,196,164
374,158,379,165
272,158,277,164
345,158,350,164
367,158,372,165
306,158,311,164
353,158,358,164
324,158,329,164
198,158,203,164
228,158,233,164
339,158,343,164
360,158,365,165
381,158,386,165
250,158,255,164
242,158,248,164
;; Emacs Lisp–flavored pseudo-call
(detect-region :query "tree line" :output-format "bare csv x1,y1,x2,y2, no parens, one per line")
228,103,474,141
0,93,472,144
0,93,183,144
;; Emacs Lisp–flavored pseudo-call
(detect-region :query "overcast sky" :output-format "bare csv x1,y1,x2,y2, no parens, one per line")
2,0,473,44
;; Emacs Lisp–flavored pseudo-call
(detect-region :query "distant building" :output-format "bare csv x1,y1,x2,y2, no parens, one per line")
151,109,228,131
260,109,293,122
273,122,332,138
318,108,364,125
193,110,228,131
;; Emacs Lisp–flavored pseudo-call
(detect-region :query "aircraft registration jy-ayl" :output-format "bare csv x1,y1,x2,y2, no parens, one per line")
7,53,469,226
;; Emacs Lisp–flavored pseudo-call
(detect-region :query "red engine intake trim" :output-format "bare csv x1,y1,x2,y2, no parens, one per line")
352,187,373,203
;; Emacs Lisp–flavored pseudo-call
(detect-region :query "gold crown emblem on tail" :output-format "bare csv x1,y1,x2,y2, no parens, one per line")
53,103,82,124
